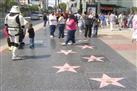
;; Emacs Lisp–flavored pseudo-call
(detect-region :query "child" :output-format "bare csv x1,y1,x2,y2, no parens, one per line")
28,23,35,49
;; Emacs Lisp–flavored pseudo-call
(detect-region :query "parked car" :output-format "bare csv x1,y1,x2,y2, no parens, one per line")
30,12,41,20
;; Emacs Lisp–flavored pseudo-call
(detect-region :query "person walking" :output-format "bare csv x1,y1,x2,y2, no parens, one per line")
132,13,137,42
63,14,77,45
4,5,28,60
58,13,66,38
118,12,124,30
84,12,94,38
48,12,57,38
109,12,116,31
77,12,84,33
43,13,48,27
92,14,100,37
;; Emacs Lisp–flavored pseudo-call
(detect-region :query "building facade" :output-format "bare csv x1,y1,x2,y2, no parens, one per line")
19,0,29,5
96,0,137,8
85,0,137,14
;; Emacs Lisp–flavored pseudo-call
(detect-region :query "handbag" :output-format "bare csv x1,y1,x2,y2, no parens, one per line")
2,26,9,38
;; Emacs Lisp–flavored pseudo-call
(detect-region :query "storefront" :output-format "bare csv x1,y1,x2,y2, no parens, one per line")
100,4,118,14
86,3,119,14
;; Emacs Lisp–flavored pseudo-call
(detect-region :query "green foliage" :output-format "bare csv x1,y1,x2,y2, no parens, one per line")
28,5,39,12
48,6,54,13
58,3,67,11
20,5,39,16
131,7,137,13
3,0,18,12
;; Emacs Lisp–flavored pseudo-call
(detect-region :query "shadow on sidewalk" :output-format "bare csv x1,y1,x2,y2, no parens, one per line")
20,55,51,60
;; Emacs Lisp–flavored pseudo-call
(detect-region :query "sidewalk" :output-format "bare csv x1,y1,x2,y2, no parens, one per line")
98,27,137,67
1,23,136,91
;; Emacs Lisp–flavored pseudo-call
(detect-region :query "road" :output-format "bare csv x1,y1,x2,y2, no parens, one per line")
31,19,43,26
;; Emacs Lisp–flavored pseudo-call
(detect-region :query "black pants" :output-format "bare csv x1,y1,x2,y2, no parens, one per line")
7,37,11,47
65,30,76,44
18,32,25,49
58,24,65,38
84,25,92,38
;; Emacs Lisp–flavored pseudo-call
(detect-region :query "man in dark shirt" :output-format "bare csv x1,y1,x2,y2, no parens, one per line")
43,13,48,27
28,23,35,49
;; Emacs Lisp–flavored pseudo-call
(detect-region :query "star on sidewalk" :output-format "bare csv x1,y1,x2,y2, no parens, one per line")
90,74,125,88
82,55,104,62
53,63,80,73
77,45,94,49
57,50,77,55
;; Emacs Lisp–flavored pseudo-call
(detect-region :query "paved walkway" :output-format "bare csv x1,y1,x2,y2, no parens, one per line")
98,27,137,67
0,24,137,91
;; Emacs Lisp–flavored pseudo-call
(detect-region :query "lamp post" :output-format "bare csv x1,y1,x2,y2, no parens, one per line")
58,0,60,8
95,0,100,14
82,0,86,14
55,0,57,12
80,0,82,13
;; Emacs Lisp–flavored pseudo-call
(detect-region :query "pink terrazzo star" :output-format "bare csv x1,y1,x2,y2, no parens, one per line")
77,45,94,49
53,63,80,73
82,55,104,62
57,50,77,55
90,74,125,88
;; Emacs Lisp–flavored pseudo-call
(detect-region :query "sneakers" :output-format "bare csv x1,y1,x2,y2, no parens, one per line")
50,35,54,38
8,47,12,51
12,56,23,61
61,43,67,46
30,46,34,49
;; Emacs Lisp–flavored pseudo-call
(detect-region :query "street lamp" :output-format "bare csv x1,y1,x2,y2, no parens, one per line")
95,0,100,14
79,0,82,13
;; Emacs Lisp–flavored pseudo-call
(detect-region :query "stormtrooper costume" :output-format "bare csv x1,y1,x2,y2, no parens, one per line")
5,6,27,60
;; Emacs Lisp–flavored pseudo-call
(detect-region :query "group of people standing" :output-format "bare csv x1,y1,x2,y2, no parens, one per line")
44,11,100,45
4,5,137,60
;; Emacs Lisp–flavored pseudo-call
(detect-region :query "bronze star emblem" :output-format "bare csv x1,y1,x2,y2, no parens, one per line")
53,63,80,73
82,55,104,62
90,74,125,88
57,50,77,55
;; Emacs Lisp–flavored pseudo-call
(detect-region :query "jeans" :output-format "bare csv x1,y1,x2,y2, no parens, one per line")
30,38,34,48
58,24,65,38
50,25,56,36
92,25,98,37
65,30,76,44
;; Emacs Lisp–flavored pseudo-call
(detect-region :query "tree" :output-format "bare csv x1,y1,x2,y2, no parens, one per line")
132,7,137,13
3,0,18,12
58,3,67,11
48,6,54,13
28,5,39,12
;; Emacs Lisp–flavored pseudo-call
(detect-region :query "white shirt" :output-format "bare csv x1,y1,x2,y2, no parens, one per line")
48,14,57,25
58,16,65,24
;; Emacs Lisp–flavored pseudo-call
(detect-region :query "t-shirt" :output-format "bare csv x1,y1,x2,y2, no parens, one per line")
28,28,35,38
48,14,57,25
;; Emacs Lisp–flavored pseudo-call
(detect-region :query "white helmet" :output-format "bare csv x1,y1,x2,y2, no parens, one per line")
10,5,20,13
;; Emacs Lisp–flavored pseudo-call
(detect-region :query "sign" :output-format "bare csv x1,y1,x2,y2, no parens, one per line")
100,6,113,10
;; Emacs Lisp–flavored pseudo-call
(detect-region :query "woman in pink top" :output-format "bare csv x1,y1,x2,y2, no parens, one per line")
65,14,77,45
